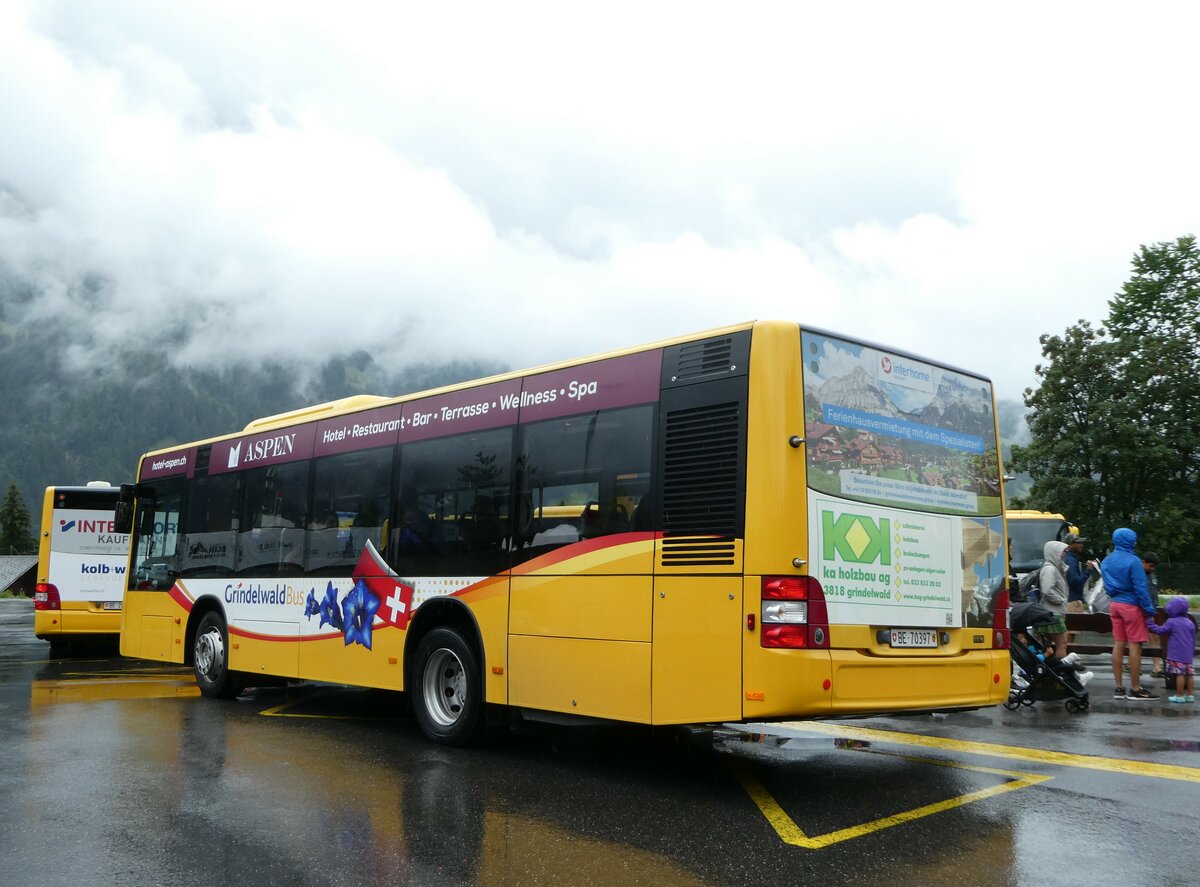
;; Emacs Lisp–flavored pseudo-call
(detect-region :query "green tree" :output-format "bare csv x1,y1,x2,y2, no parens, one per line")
1011,236,1200,559
0,482,37,555
1105,235,1200,551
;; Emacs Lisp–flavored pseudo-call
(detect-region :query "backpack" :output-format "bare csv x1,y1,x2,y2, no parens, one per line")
1013,569,1041,603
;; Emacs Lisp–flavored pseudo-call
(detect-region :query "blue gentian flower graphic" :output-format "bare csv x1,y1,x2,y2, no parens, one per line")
319,581,344,630
341,579,380,649
304,588,320,620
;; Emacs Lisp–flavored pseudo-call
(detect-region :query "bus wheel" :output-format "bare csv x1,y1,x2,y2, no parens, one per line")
194,612,242,699
412,627,484,746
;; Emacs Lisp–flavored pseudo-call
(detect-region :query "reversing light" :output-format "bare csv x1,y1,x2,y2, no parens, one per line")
762,601,808,624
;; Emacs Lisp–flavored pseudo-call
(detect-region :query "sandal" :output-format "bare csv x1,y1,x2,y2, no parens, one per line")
1151,670,1166,678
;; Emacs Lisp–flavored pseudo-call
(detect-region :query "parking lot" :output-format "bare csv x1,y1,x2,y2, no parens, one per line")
3,598,1197,887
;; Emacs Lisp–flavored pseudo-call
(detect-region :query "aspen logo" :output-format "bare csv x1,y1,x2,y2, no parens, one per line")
227,433,297,469
821,511,891,566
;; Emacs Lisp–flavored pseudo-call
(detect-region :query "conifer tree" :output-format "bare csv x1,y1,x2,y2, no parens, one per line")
0,483,37,555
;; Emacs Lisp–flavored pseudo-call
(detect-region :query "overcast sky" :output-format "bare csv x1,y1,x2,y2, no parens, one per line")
3,1,1198,403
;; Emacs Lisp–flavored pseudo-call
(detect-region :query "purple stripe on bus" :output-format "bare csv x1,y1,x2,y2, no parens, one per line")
145,349,666,474
209,424,317,475
400,379,524,443
141,447,196,479
315,403,405,457
515,349,663,422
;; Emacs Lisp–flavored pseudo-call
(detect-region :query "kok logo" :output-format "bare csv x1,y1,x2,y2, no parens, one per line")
880,356,893,374
822,511,891,566
59,519,77,533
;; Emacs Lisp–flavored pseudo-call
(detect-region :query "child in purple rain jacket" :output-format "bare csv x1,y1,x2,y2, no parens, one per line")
1147,597,1197,703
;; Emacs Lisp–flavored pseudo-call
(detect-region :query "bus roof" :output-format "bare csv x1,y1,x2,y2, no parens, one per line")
136,318,996,463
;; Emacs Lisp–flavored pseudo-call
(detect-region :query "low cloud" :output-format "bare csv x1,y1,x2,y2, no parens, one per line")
2,1,1198,402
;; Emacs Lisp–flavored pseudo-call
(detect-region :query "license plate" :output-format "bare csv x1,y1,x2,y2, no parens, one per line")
102,601,123,611
889,628,936,648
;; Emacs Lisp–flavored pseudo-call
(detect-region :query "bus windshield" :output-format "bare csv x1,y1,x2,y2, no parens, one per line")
1006,513,1072,573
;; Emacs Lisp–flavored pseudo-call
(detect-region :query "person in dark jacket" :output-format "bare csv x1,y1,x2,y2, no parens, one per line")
1142,552,1164,677
1101,528,1158,700
1063,532,1096,613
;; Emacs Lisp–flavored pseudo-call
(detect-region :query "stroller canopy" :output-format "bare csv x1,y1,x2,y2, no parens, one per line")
1010,601,1058,634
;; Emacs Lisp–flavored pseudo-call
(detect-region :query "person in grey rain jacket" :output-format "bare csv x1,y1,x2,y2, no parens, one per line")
1037,539,1070,659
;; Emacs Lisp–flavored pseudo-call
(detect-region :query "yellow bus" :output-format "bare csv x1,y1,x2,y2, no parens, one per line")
34,483,128,650
115,321,1011,744
1004,510,1076,576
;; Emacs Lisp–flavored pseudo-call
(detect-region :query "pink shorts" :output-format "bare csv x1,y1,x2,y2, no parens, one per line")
1109,601,1150,644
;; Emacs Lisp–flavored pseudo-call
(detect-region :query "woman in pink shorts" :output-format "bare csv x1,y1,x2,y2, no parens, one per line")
1100,528,1158,700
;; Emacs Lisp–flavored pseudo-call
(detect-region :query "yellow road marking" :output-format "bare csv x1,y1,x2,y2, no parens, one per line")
792,723,1200,784
734,748,1049,849
259,692,401,721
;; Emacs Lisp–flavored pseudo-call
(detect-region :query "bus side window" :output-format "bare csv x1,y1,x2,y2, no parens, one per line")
395,428,512,577
307,446,394,578
514,405,653,564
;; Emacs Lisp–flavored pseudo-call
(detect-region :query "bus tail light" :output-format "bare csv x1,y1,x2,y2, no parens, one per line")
34,583,61,611
761,576,829,648
992,587,1010,649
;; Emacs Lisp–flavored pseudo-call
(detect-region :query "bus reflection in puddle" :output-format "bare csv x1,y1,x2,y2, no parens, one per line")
30,672,200,706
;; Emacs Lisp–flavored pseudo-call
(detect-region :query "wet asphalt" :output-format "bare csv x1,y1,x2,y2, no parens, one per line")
2,598,1197,887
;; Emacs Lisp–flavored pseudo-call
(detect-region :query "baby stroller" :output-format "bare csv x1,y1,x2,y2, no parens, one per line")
1005,601,1093,713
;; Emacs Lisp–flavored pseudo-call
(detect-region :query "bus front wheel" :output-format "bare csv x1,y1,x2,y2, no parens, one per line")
194,612,243,699
412,627,484,746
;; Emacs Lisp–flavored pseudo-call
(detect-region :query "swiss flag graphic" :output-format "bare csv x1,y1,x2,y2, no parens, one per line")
352,540,415,630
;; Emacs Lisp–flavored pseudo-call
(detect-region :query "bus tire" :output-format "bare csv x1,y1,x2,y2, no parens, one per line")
193,612,243,699
412,626,484,746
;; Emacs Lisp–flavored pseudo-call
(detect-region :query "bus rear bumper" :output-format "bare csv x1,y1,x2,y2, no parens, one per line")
826,648,1009,714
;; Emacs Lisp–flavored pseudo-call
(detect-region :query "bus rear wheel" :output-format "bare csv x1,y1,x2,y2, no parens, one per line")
194,612,243,699
412,627,484,746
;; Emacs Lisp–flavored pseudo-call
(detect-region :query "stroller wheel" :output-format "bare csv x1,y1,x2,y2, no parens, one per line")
1003,698,1021,710
1065,698,1086,713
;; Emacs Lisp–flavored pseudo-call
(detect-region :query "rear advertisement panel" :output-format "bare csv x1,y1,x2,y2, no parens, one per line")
802,331,1005,628
808,496,959,627
48,509,129,602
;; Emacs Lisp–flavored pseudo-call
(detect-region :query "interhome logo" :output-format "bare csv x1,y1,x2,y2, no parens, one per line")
227,433,297,469
821,511,891,565
60,518,117,534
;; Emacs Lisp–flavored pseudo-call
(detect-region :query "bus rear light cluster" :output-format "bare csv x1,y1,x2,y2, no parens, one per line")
992,587,1010,649
34,583,61,611
760,576,829,648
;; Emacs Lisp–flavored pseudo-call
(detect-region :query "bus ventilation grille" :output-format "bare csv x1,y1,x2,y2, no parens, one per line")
661,401,741,566
671,337,736,382
660,535,737,566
